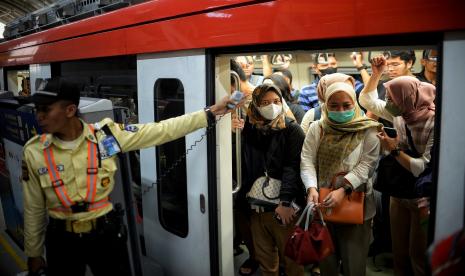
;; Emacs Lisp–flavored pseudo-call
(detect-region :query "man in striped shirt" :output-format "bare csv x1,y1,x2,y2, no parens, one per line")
298,53,364,112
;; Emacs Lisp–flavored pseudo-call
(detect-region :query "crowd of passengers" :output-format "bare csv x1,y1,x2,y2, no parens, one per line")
231,50,437,276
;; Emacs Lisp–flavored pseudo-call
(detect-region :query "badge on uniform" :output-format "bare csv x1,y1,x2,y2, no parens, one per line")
101,177,111,188
38,165,64,175
124,125,139,132
38,167,48,175
98,135,121,159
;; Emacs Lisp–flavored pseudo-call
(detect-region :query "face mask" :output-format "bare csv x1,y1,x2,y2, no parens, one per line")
328,108,355,123
258,103,283,120
320,67,338,76
385,101,403,117
385,94,403,117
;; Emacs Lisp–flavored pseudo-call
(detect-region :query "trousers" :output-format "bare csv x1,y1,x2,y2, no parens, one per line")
45,211,131,276
250,211,304,276
390,197,427,276
319,219,372,276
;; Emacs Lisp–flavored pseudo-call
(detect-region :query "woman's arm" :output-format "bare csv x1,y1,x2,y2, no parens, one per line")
280,123,305,203
359,56,394,122
378,128,434,177
300,122,321,203
344,128,381,189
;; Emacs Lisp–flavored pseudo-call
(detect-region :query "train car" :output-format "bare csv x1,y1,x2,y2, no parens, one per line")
1,0,465,275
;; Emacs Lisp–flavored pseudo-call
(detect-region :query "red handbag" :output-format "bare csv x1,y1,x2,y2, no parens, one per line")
284,203,335,265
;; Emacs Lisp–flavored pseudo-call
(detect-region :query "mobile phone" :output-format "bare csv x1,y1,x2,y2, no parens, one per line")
383,127,397,138
227,90,244,109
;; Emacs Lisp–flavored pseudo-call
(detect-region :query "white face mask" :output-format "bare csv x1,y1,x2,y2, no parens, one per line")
258,103,283,120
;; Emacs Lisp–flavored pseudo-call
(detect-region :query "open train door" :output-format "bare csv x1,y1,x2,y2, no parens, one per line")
137,50,216,275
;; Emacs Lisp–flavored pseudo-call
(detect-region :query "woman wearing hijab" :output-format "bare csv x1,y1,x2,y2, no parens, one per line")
301,81,382,276
234,83,305,276
263,73,305,124
359,56,435,276
300,73,357,134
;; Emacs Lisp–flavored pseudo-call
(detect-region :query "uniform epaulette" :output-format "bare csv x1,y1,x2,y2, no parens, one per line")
23,134,43,148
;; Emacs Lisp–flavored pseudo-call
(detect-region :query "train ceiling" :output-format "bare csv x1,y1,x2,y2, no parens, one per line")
0,0,57,24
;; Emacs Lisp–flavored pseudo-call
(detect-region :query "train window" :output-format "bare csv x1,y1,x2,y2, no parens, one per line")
154,78,188,238
3,69,30,96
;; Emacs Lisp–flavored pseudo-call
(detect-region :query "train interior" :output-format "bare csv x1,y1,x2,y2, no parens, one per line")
0,43,452,276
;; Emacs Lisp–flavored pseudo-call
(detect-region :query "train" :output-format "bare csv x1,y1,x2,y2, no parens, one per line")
1,0,465,275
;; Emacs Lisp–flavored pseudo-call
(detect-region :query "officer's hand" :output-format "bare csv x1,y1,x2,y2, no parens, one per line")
210,95,245,116
27,256,46,274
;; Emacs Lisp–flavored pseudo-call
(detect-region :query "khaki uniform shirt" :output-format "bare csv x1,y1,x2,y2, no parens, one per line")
22,110,207,257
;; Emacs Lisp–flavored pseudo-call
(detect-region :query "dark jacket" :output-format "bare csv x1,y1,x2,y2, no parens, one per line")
239,117,306,208
288,102,305,125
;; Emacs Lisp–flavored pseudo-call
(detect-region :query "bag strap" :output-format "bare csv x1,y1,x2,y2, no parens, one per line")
261,152,269,175
304,203,314,230
405,124,420,157
315,206,327,227
295,203,313,228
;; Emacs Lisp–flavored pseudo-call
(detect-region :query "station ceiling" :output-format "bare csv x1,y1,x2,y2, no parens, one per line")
0,0,56,24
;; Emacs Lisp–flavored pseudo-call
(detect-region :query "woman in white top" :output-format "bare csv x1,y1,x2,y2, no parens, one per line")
300,73,358,135
301,82,381,276
358,56,435,276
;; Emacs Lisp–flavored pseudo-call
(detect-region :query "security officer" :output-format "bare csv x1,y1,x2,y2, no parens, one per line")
23,77,239,276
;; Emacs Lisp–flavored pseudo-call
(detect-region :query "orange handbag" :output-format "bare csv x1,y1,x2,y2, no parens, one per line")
318,172,365,225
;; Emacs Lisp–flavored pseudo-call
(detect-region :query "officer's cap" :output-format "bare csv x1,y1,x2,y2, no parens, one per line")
32,77,81,106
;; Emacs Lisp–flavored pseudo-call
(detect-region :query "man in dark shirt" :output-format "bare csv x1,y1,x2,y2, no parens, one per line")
416,49,437,86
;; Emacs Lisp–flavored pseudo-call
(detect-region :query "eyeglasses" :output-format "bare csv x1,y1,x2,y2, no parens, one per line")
426,56,438,62
386,63,403,68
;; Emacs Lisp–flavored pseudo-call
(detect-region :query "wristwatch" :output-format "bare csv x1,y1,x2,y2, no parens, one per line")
342,185,353,195
357,64,368,71
390,147,401,157
204,106,215,126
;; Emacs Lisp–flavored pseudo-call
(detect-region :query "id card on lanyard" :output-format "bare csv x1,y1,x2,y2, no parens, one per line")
99,135,121,159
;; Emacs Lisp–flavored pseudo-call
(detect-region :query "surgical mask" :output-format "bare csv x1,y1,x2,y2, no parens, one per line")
320,67,337,76
385,101,403,117
328,108,355,123
258,103,283,120
385,94,403,117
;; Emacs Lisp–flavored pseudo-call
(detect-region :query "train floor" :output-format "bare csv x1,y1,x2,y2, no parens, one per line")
233,244,394,276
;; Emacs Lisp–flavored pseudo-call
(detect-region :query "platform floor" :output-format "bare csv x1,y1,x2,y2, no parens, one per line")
233,244,394,276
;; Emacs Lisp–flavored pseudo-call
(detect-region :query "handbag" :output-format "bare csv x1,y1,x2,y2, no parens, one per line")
284,203,334,265
319,172,365,225
247,151,281,206
247,172,281,206
374,124,421,199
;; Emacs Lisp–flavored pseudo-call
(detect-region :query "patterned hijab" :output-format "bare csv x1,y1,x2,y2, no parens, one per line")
247,83,287,132
317,82,382,186
384,76,435,124
317,73,356,103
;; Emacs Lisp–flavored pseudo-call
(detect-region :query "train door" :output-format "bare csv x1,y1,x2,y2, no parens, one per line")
137,50,213,275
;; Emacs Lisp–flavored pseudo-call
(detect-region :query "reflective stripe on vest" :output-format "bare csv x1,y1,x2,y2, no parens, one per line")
85,124,98,203
42,124,103,210
49,197,110,213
